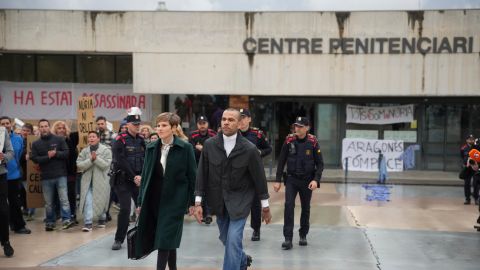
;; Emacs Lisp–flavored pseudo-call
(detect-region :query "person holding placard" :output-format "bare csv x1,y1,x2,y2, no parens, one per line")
0,127,15,257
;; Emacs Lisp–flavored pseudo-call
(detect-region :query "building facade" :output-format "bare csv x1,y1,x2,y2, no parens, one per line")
1,10,479,170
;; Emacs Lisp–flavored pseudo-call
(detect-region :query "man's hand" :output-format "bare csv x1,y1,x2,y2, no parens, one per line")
273,182,282,192
195,143,203,151
0,152,4,161
308,181,318,191
47,150,56,159
91,151,97,161
193,204,203,224
136,207,141,216
262,207,272,224
134,175,141,186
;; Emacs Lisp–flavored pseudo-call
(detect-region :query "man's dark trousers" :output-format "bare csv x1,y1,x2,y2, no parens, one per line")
7,178,26,231
283,176,313,239
0,174,10,244
114,180,138,243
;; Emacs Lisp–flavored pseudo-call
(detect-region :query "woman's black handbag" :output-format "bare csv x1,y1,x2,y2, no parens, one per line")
127,223,153,260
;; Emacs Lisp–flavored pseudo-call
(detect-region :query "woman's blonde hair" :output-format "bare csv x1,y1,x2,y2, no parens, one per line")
51,120,71,137
140,125,154,135
174,125,189,141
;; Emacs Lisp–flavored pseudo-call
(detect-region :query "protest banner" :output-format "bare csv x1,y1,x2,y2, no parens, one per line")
77,96,96,150
346,104,414,125
342,138,404,172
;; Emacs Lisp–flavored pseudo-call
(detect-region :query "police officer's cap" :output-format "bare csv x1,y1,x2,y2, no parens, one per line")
197,115,209,123
239,108,251,117
466,134,475,140
294,116,310,127
126,107,142,124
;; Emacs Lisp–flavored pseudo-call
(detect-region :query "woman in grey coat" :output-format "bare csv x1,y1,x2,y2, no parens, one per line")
76,131,112,231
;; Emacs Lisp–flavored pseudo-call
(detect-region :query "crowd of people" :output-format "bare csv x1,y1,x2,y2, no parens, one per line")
0,106,326,270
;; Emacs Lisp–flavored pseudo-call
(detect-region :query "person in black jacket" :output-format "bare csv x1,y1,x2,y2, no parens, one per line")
274,117,324,250
193,108,272,270
31,119,74,231
238,108,272,241
188,115,216,224
51,121,79,223
460,134,479,204
111,108,145,251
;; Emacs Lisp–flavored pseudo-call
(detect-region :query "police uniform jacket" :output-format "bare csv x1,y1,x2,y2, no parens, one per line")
195,132,269,220
112,131,145,182
276,134,324,186
189,129,217,163
240,127,272,158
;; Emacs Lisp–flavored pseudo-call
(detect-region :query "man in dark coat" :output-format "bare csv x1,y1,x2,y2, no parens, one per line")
193,108,272,270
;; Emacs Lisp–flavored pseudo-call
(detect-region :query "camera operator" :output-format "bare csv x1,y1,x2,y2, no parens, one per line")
460,135,479,205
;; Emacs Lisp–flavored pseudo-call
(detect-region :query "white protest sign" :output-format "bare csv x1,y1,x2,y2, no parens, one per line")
346,104,414,125
342,138,404,172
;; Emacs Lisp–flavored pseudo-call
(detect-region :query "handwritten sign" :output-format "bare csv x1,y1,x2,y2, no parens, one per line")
77,96,95,150
346,104,414,125
26,135,44,208
342,138,404,172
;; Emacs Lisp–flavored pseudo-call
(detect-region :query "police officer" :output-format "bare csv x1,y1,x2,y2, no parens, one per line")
274,117,323,250
111,107,145,250
239,108,272,241
189,115,217,164
189,115,216,224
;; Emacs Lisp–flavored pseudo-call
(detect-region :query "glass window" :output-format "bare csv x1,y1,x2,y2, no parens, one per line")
37,55,74,82
0,54,35,82
316,104,339,166
115,55,133,84
76,55,115,83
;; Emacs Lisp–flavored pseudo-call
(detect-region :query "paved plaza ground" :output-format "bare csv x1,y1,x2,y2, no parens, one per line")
1,182,479,270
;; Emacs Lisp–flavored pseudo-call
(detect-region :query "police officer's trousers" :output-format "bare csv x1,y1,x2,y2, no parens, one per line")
114,180,138,243
283,176,312,240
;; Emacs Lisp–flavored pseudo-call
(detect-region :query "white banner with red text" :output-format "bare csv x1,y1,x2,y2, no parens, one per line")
0,82,151,121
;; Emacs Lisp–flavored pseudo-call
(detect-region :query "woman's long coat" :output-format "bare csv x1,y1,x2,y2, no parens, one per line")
76,144,112,219
135,136,196,256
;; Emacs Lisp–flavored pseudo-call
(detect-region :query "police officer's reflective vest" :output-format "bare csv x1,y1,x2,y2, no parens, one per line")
285,134,318,177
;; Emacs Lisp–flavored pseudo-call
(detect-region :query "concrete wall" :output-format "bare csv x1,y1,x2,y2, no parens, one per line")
1,10,479,96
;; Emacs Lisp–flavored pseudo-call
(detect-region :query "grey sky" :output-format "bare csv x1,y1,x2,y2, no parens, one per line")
0,0,479,11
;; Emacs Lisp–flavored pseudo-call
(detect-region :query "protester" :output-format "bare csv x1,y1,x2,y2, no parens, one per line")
51,120,79,223
140,125,154,143
173,124,188,142
0,117,30,234
76,131,112,232
149,133,159,142
135,112,196,270
96,116,114,147
19,123,35,220
31,119,74,231
0,127,15,257
194,108,272,270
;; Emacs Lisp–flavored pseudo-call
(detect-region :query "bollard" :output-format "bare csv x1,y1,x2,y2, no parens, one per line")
344,157,348,182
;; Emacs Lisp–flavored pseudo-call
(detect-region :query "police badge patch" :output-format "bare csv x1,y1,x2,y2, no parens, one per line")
306,149,311,155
